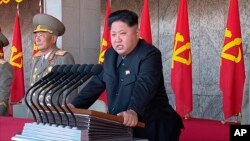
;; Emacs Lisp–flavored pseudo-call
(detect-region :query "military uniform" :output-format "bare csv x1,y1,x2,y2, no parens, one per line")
0,60,13,115
30,13,76,105
30,47,75,104
0,31,13,116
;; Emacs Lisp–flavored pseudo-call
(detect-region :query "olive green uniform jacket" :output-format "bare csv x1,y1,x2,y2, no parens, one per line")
30,47,75,105
0,59,13,116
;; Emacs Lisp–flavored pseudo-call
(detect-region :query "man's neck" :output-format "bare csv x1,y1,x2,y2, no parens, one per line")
40,44,56,55
40,47,55,59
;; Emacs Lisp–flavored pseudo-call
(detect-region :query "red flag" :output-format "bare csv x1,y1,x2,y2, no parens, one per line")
171,0,192,117
0,28,4,59
97,0,111,107
220,0,245,119
9,12,25,103
98,0,111,64
139,0,152,44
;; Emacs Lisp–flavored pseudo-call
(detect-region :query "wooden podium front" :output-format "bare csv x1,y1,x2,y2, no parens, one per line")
11,106,145,141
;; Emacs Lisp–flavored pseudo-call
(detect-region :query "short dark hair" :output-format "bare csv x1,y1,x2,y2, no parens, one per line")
108,9,138,28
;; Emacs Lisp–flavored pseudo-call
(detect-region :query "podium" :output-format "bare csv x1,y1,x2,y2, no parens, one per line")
12,64,146,140
11,106,145,141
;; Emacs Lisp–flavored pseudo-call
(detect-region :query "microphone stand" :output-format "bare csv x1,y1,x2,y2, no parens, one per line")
42,65,81,125
63,64,103,127
30,68,66,123
25,84,43,122
51,64,93,126
24,65,63,122
35,65,73,124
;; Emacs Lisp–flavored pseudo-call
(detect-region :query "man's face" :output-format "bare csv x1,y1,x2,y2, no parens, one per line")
110,21,139,56
34,32,56,53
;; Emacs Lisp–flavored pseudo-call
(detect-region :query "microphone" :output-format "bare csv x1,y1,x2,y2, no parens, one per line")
35,65,73,123
64,64,103,127
29,65,67,123
50,64,93,126
41,64,81,124
24,65,63,122
46,64,87,125
62,64,94,89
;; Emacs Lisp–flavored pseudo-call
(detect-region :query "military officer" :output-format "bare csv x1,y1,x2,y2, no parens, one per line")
0,31,13,116
31,13,75,105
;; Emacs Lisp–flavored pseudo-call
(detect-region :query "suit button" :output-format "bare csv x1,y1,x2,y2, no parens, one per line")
121,78,124,82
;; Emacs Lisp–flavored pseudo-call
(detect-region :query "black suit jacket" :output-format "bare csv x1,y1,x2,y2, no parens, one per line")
72,39,183,140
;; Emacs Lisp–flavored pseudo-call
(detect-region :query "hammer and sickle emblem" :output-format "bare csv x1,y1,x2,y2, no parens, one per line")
221,28,242,63
0,0,10,4
98,50,106,64
171,32,191,68
10,46,23,68
98,38,108,64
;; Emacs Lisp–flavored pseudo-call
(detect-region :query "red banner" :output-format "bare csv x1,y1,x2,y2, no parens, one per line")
97,0,111,106
139,0,152,44
98,0,111,64
9,12,25,103
171,0,192,117
220,0,245,119
0,28,4,59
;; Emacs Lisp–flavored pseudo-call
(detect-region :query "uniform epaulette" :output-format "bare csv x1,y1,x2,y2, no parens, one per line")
0,59,7,64
33,51,43,57
55,50,67,56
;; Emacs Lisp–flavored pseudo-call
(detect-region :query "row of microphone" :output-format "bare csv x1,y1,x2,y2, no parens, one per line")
24,64,103,127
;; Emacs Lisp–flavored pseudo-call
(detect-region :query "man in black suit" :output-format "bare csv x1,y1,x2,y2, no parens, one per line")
70,9,183,141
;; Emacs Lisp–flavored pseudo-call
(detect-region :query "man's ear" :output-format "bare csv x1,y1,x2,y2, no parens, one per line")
136,28,140,38
52,35,58,43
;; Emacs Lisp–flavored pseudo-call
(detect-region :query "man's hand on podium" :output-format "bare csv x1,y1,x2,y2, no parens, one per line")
117,109,138,127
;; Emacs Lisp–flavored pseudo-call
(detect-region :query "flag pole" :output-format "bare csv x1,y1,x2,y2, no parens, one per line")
43,0,47,13
15,0,23,15
16,3,19,15
39,0,42,13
